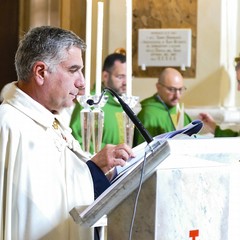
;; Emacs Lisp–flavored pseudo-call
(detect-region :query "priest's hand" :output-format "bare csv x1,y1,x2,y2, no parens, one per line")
91,143,135,180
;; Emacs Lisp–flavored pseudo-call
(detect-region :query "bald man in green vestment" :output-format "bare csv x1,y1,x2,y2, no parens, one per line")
133,68,192,146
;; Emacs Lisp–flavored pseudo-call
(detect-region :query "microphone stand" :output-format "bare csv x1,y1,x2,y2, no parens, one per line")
88,88,153,144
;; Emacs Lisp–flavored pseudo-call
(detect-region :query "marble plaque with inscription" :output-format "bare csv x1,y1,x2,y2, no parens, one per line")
132,0,197,78
138,28,191,69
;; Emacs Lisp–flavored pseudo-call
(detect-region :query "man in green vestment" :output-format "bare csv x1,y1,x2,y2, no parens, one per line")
199,61,240,137
133,67,192,146
70,53,127,154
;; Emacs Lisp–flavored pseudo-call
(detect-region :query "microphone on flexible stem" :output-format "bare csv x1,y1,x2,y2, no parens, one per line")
87,88,153,144
86,90,106,106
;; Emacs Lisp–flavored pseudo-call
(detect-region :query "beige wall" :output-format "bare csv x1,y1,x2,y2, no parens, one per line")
108,0,240,109
20,0,240,109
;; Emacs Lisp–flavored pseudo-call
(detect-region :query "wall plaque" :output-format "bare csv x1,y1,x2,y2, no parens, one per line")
138,28,191,70
132,0,197,78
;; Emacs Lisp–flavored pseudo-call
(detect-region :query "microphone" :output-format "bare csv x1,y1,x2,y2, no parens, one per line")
87,88,153,144
86,90,106,106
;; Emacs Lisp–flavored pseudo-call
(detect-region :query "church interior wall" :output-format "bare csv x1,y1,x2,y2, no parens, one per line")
2,0,240,127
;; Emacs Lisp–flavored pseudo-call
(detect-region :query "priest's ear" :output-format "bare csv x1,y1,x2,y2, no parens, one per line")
33,61,48,85
102,70,109,86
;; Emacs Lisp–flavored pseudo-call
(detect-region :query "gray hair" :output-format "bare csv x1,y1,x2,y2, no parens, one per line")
15,26,86,81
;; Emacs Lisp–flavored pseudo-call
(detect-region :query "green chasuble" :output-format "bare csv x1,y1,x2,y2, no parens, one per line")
214,125,240,137
70,92,125,154
133,94,192,146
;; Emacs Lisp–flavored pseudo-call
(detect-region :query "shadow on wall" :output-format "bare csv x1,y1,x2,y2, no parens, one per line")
183,67,231,107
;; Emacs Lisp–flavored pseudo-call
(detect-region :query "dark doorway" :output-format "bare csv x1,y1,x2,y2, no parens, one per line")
0,0,19,93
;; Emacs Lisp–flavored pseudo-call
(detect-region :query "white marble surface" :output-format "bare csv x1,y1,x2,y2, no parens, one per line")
156,155,230,240
108,138,240,240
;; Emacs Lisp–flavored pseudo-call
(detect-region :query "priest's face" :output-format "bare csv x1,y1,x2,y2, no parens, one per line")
42,46,85,112
156,69,185,107
102,60,127,95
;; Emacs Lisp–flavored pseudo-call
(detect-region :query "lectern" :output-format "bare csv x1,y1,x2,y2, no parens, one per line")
70,125,240,239
70,121,203,228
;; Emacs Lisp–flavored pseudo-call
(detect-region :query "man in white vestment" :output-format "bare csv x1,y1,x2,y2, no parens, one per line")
0,26,134,240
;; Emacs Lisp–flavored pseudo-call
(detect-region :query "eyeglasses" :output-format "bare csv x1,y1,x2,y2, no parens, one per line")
159,82,186,94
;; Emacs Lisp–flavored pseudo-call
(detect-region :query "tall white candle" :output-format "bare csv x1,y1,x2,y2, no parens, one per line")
95,2,104,96
126,0,132,96
85,0,92,96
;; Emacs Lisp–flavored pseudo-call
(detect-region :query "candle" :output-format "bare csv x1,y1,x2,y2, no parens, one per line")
126,0,132,96
85,0,92,96
95,2,104,96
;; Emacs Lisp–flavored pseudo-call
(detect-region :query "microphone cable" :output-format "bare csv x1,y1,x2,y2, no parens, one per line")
128,150,148,240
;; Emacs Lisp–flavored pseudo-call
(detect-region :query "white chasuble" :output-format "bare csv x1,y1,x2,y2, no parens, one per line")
0,83,94,240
